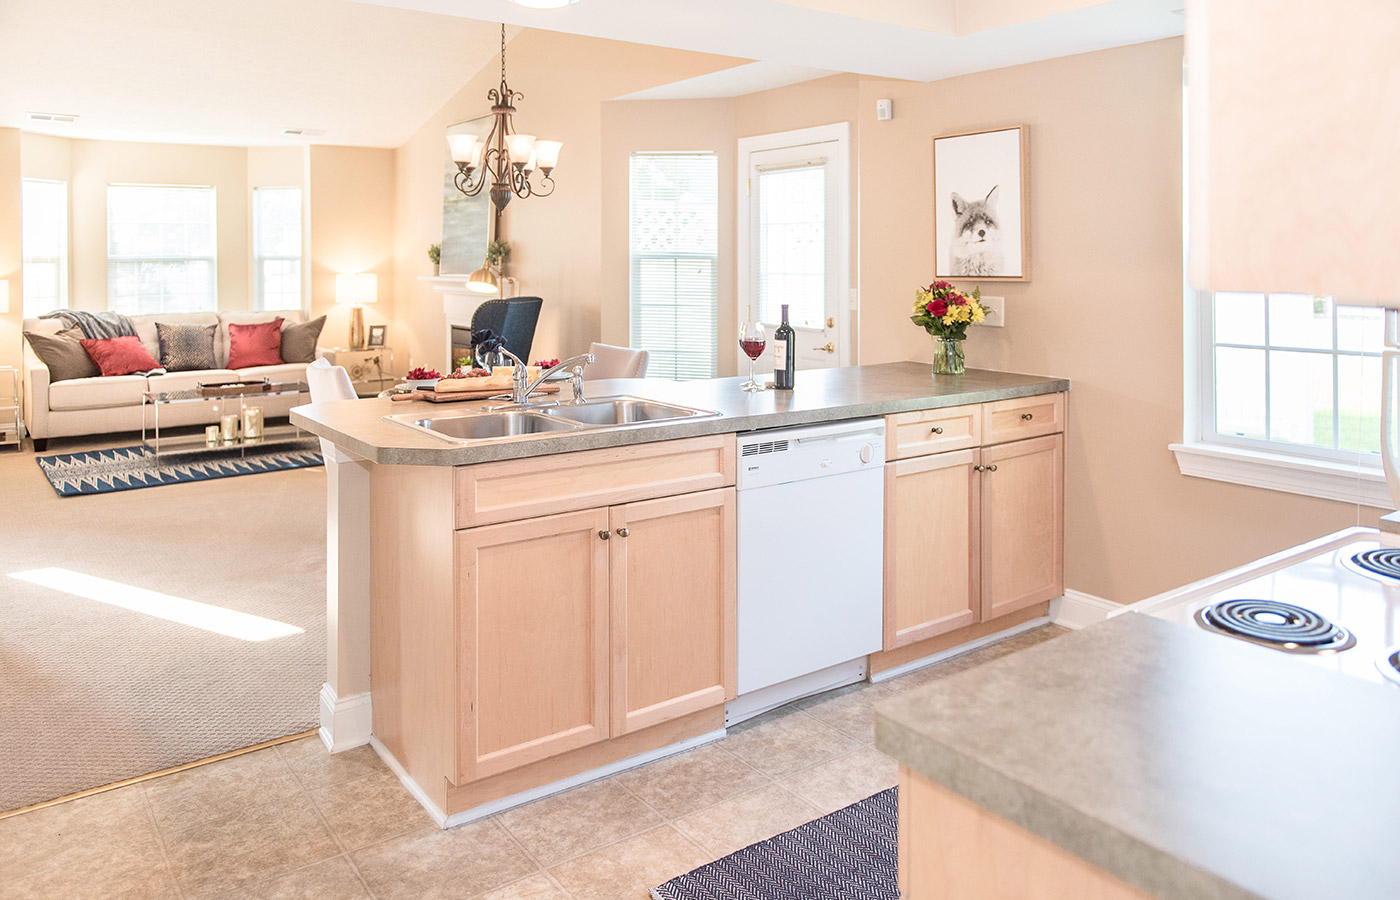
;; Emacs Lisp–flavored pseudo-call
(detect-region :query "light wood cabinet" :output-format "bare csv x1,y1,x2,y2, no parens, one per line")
883,394,1065,651
455,509,611,782
609,489,736,735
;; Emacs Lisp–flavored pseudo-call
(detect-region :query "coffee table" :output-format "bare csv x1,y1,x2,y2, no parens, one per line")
142,381,310,459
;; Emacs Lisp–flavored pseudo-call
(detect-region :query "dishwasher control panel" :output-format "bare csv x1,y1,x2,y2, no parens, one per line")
736,418,885,491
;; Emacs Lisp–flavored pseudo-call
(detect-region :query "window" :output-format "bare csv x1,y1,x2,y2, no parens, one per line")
756,163,826,328
21,178,68,317
629,152,718,381
107,184,217,314
253,186,302,311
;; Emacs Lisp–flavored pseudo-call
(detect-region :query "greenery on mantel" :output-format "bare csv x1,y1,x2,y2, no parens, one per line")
486,240,511,267
427,243,441,265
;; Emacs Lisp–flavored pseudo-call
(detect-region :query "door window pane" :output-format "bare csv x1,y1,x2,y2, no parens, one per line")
756,165,825,329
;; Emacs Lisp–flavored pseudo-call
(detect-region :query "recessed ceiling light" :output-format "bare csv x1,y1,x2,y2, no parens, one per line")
509,0,582,8
27,111,78,124
281,128,325,137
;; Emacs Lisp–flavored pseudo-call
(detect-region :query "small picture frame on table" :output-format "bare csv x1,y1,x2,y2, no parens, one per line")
367,325,387,347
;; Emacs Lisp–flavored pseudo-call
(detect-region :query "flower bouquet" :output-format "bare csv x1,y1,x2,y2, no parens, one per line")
911,281,986,375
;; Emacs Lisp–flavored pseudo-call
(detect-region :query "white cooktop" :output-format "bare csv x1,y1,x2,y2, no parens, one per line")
1121,527,1400,686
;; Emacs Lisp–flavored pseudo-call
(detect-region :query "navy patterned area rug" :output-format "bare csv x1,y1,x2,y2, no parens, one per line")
653,788,898,900
36,442,324,496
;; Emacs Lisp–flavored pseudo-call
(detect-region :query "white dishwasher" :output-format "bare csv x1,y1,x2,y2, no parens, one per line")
734,418,885,719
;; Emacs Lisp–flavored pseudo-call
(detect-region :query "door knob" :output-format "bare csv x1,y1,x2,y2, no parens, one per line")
616,527,630,538
813,342,835,354
598,530,610,540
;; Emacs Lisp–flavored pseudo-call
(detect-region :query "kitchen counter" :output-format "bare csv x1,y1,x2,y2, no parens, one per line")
874,613,1400,900
290,361,1068,465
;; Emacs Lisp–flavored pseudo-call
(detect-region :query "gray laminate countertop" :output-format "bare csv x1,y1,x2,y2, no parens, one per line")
289,361,1068,466
875,613,1400,900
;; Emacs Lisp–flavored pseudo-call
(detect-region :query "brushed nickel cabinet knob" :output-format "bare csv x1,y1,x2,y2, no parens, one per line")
987,464,998,472
1021,412,1034,420
599,530,611,540
974,465,986,472
931,426,943,434
616,527,631,538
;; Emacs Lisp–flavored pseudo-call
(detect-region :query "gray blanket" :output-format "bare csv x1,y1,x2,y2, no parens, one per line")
39,310,136,340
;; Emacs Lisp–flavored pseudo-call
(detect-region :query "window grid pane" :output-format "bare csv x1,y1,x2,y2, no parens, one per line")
756,166,825,329
629,153,719,381
254,187,303,311
107,185,217,314
21,179,69,316
1210,292,1382,460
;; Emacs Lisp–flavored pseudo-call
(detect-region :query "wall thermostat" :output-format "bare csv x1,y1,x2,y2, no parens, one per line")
875,99,893,121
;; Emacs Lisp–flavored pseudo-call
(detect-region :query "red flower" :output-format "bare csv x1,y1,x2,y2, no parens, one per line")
929,298,948,317
935,280,953,290
951,294,967,306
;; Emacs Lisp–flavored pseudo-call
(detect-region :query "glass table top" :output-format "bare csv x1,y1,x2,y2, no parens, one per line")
144,381,309,405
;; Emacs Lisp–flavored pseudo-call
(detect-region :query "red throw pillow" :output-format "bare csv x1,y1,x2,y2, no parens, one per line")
228,319,285,368
80,336,162,377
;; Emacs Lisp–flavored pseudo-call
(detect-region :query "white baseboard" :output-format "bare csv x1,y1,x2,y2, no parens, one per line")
1050,590,1121,630
319,684,373,753
870,615,1050,683
369,736,448,828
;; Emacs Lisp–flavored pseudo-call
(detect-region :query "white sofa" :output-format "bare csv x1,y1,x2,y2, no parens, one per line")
22,310,322,449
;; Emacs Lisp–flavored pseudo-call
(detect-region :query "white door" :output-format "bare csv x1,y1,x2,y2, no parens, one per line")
738,124,852,372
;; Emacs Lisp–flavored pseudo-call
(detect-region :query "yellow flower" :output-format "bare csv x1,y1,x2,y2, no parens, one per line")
971,306,986,323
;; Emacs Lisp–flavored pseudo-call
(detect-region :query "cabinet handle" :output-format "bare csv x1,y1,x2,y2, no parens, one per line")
616,527,630,538
931,426,943,434
1021,412,1034,420
598,530,611,541
987,464,998,472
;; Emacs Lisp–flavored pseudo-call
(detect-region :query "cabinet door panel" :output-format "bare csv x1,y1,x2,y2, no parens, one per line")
457,508,610,781
611,488,735,735
884,449,981,650
981,434,1064,620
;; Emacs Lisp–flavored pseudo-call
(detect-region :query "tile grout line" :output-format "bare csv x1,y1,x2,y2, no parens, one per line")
273,742,385,900
138,785,188,900
611,775,714,865
486,818,578,899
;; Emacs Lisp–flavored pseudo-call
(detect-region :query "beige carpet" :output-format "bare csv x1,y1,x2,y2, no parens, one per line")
0,432,326,812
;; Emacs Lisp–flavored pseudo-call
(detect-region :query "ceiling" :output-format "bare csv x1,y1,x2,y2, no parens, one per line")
0,0,1184,149
357,0,1184,85
0,0,510,147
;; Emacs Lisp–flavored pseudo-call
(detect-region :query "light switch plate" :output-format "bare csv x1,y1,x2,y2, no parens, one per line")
981,296,1005,327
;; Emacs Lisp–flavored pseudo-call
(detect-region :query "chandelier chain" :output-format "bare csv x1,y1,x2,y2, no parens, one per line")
500,24,506,84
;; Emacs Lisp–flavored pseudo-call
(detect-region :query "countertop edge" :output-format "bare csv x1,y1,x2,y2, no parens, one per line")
289,370,1070,466
873,714,1260,900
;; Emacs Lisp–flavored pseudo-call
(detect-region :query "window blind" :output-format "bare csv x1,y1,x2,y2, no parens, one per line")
107,184,217,315
253,186,303,311
21,178,68,317
756,164,826,329
629,152,719,381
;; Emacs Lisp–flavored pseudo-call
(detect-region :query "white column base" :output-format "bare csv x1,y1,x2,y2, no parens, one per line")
319,683,373,753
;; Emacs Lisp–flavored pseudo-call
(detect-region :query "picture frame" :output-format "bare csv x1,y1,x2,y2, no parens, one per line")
440,114,495,276
932,125,1030,282
367,325,387,348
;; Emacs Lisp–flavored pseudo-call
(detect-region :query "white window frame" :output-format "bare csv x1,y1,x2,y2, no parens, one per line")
106,183,218,315
628,151,720,381
20,178,69,317
252,185,303,311
1172,288,1391,508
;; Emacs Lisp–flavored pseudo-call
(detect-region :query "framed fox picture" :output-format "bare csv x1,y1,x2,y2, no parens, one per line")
932,125,1030,282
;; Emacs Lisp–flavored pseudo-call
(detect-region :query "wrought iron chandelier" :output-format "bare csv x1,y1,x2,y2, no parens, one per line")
447,24,561,212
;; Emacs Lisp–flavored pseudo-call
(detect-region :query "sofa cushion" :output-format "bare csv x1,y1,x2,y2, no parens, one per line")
81,336,163,377
132,312,219,361
156,322,218,371
144,369,241,395
228,320,284,368
217,310,305,367
49,375,148,411
24,328,101,382
232,363,309,385
280,315,326,364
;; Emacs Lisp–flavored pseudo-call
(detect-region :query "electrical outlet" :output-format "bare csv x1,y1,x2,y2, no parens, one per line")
981,296,1006,327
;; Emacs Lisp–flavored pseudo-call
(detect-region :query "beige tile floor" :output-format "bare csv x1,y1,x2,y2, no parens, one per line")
0,625,1067,900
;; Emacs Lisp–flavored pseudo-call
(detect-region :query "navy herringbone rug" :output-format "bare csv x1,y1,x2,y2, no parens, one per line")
653,788,898,900
36,442,324,496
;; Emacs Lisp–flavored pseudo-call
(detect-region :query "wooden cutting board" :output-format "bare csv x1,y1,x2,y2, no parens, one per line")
389,384,561,403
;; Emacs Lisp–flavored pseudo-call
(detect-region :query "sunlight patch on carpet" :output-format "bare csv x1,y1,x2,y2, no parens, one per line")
9,567,305,641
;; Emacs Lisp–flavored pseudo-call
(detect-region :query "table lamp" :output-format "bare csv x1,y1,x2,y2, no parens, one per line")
335,273,377,349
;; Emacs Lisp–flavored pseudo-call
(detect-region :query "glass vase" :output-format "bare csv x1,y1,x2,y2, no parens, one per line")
931,337,965,376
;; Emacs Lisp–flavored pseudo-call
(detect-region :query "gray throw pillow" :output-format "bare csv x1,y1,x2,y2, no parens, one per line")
280,315,326,364
24,328,101,382
156,322,218,371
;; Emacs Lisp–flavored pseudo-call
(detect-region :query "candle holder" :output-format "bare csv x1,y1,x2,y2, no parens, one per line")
220,414,240,444
242,406,264,443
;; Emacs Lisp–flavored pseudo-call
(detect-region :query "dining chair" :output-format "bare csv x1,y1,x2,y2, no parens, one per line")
469,296,544,365
306,358,357,462
584,342,650,380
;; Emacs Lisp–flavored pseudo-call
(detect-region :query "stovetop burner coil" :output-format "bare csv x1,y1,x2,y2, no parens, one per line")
1195,599,1355,654
1350,548,1400,581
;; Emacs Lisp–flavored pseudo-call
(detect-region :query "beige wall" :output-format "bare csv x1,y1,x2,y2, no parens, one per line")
0,128,22,372
308,145,395,348
391,29,743,372
853,37,1374,602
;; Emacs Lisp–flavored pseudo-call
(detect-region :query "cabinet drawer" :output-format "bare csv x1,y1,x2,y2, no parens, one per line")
982,393,1064,445
886,404,982,460
455,434,736,528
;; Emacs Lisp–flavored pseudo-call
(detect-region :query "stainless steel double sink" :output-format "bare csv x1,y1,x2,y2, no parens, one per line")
384,395,719,443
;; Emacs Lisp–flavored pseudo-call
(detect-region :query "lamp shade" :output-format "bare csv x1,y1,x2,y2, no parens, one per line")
533,140,562,171
335,273,377,305
504,133,536,165
0,279,8,314
446,133,479,164
468,263,499,295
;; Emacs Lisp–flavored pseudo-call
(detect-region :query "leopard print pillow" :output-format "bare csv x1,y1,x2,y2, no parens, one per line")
155,322,218,372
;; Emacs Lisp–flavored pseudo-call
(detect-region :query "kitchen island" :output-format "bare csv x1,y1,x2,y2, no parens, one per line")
875,613,1400,900
291,361,1070,825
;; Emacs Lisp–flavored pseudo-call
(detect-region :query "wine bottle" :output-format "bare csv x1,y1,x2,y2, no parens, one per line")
773,304,796,390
